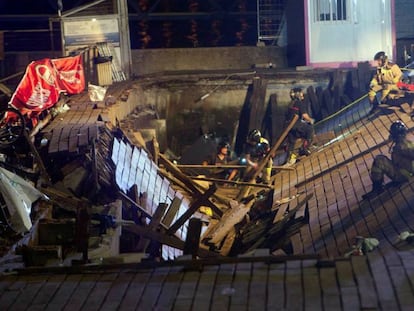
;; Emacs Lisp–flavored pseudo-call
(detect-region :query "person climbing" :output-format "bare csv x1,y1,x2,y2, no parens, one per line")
242,129,272,184
363,120,414,198
368,51,403,114
284,87,315,165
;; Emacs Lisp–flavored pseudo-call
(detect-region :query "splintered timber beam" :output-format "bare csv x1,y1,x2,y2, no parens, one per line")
167,184,217,234
158,167,231,206
159,152,223,217
190,176,272,188
177,164,295,170
124,223,220,258
141,202,170,251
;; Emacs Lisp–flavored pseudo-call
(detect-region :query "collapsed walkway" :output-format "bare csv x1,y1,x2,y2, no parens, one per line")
1,84,414,309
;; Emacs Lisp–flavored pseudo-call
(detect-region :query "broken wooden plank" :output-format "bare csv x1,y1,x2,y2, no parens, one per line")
167,184,217,234
177,164,294,170
124,223,220,258
273,203,290,224
190,176,272,188
139,202,170,251
159,153,223,217
162,196,182,227
208,199,253,245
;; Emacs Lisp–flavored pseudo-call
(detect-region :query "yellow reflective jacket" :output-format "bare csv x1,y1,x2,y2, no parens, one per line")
370,62,402,86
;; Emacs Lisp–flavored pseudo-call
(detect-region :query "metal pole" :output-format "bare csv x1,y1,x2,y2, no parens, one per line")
117,0,132,78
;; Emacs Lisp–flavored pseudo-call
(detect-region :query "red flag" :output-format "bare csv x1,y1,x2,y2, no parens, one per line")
52,55,85,94
9,58,60,115
397,81,414,92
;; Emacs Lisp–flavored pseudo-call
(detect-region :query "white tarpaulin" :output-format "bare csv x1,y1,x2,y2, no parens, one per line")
0,167,47,233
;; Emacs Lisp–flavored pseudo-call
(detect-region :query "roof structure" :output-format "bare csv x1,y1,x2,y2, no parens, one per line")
2,85,414,309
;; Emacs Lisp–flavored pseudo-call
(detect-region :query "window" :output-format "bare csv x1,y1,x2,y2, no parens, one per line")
315,0,347,22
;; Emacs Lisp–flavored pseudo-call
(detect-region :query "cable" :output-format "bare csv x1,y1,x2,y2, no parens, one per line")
194,71,257,104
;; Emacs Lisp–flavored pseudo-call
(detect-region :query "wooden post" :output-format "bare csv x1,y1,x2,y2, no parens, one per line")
23,130,51,183
183,218,202,259
75,201,90,264
140,202,170,252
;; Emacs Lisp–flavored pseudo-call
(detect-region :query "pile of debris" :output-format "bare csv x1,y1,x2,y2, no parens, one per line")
0,78,317,269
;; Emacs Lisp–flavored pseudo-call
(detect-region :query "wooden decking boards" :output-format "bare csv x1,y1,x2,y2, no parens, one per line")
2,252,414,310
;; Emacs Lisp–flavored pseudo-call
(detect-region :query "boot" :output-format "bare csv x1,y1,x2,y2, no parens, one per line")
362,181,383,200
299,140,312,156
371,180,384,193
285,152,297,165
369,101,379,114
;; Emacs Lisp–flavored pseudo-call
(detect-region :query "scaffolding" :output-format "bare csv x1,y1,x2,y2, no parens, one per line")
257,0,285,44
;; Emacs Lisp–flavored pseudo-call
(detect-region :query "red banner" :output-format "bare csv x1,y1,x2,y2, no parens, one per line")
52,55,85,94
9,58,60,115
9,55,85,117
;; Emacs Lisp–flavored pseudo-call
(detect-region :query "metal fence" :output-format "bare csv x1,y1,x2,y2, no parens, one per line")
257,0,286,44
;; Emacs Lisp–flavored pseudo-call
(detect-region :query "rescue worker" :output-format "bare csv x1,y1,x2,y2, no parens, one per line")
214,141,237,181
365,120,414,197
242,129,272,184
368,51,403,113
285,87,315,165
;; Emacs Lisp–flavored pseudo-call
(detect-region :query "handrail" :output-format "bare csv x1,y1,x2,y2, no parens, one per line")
0,71,24,83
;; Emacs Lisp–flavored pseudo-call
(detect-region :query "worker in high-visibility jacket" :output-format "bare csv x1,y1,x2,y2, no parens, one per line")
368,51,403,113
242,129,272,184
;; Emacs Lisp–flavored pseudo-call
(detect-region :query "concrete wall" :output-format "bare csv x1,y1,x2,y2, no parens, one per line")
131,46,287,77
131,70,332,155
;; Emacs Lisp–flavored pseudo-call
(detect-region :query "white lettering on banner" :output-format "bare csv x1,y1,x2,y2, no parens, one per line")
35,64,55,86
58,65,83,84
26,82,50,109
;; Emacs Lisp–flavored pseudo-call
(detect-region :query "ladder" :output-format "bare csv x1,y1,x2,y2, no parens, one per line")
257,0,285,44
96,42,126,82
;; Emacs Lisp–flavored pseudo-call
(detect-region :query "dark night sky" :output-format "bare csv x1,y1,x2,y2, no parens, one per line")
0,0,91,14
0,1,258,49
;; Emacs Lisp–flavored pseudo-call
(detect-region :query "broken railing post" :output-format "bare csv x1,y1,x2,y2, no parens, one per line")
23,129,51,182
183,218,202,259
141,202,169,252
75,201,90,264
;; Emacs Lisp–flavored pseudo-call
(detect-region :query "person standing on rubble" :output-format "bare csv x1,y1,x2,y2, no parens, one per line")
368,51,403,114
242,129,272,184
364,120,414,198
284,87,315,165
